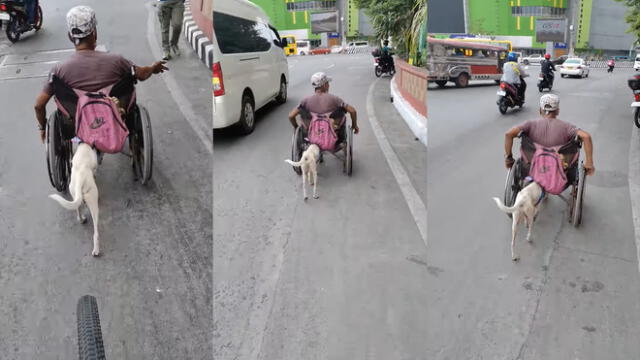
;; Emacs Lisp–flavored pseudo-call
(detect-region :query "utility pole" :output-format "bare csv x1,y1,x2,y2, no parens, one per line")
567,0,578,56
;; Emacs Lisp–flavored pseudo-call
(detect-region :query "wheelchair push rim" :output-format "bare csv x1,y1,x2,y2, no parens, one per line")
343,124,353,176
503,158,522,219
45,111,72,193
290,126,303,175
131,105,153,185
570,162,586,227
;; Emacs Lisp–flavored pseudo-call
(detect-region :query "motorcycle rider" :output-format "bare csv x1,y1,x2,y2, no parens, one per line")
500,52,528,103
380,40,394,71
22,0,37,25
540,53,555,87
608,58,615,72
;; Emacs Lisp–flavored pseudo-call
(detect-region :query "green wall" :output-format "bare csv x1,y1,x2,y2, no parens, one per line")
468,0,567,49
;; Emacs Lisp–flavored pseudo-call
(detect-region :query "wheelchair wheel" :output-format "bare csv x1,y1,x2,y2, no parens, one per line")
290,126,303,175
76,295,105,360
343,125,353,176
131,105,153,185
571,162,586,227
503,158,523,219
45,111,72,193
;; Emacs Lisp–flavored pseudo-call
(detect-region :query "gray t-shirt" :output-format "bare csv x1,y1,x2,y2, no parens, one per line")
43,50,134,95
518,117,578,147
298,92,348,115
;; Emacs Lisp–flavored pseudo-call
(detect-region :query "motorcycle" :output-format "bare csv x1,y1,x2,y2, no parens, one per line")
497,81,523,114
608,64,615,73
628,74,640,128
0,0,42,43
373,53,395,77
537,72,553,92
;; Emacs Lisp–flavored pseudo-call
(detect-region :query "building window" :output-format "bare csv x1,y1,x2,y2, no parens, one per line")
287,0,337,12
511,6,566,17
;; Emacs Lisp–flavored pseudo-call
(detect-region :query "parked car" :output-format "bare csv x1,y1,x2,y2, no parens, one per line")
634,54,640,71
330,45,344,54
212,0,289,134
559,58,590,78
521,53,543,65
297,40,310,55
309,47,331,55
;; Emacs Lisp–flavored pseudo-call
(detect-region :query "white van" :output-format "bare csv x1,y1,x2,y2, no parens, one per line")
212,0,290,134
634,54,640,71
297,40,310,55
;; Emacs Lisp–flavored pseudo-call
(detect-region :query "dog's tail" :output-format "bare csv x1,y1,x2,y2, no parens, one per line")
49,180,84,210
285,159,303,167
492,197,521,214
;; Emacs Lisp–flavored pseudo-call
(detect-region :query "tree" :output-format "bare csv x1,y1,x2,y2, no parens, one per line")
614,0,640,42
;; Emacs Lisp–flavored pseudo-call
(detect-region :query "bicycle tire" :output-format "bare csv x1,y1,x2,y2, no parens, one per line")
77,295,105,360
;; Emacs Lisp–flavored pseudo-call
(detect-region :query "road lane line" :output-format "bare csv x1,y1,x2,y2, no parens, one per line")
629,128,640,273
366,79,427,247
145,2,213,154
327,63,335,69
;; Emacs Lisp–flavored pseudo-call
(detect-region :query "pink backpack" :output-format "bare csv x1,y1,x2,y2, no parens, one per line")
529,144,567,195
74,85,129,153
306,112,341,151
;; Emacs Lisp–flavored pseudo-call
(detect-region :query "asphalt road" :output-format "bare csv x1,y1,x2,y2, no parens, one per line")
0,1,212,359
213,53,428,359
427,67,640,359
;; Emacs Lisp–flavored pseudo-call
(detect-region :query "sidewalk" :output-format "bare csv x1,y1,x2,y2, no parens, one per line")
371,77,427,204
389,58,427,146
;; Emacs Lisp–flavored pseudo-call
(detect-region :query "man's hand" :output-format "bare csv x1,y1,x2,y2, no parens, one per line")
152,61,168,74
505,154,515,169
352,124,359,134
584,163,595,176
39,129,45,144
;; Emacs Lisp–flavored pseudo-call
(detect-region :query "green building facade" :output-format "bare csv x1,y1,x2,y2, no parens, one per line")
468,0,574,49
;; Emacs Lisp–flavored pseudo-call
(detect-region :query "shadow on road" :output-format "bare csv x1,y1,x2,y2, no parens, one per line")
213,101,284,144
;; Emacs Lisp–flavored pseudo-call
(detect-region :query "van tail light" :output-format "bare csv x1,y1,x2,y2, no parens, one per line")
0,4,7,11
635,93,640,102
500,82,506,89
212,62,225,97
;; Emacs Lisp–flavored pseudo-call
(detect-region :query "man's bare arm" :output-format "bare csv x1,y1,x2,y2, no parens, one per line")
577,129,595,175
345,104,359,133
288,107,300,128
134,61,168,81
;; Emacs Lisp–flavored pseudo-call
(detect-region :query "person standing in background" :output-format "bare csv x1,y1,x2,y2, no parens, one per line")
157,0,185,61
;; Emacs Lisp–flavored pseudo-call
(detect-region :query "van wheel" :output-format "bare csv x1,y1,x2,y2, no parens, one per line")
236,95,255,135
275,77,287,104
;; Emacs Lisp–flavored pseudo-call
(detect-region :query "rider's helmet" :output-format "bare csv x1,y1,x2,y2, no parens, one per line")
383,40,389,46
507,52,518,62
66,6,97,45
544,53,551,60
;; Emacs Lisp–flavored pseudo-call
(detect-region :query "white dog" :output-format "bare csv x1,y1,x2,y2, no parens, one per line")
49,143,101,256
285,144,320,200
492,181,545,261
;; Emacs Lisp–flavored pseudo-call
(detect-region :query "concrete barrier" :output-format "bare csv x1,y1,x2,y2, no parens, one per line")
391,58,427,146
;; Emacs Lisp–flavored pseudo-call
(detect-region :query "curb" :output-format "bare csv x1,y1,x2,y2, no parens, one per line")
390,76,427,147
182,0,213,70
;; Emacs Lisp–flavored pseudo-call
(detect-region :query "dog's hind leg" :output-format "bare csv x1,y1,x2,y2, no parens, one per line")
302,171,308,201
526,214,535,243
77,204,87,224
313,171,318,199
84,191,100,257
511,214,520,262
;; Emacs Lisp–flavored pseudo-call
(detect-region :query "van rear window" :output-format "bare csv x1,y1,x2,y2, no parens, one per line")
214,12,272,54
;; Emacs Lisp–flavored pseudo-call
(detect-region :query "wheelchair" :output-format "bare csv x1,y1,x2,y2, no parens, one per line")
45,67,153,192
503,133,587,227
290,112,353,176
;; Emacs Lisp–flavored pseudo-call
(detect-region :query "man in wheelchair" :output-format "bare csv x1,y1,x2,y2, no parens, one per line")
33,5,168,144
288,72,359,147
503,94,595,182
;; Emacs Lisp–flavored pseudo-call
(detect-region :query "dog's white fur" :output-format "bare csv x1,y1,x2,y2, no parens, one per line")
49,143,101,256
492,181,544,261
285,144,320,200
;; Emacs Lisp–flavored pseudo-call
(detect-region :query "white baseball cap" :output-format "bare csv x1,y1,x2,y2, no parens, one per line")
67,6,97,39
540,93,559,111
311,72,332,87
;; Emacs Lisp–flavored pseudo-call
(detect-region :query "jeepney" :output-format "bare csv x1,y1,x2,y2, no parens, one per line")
427,37,508,88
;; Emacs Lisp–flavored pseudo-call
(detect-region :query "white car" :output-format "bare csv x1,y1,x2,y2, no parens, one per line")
521,53,543,65
634,54,640,71
330,45,344,54
559,58,590,78
297,40,310,55
212,0,290,134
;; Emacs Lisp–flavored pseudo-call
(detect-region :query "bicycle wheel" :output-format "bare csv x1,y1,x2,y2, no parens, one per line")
77,295,105,360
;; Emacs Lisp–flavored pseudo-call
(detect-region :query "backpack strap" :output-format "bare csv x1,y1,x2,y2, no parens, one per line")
509,62,521,77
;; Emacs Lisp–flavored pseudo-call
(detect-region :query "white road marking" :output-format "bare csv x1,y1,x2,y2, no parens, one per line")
629,128,640,272
145,2,213,154
366,79,427,247
326,63,335,69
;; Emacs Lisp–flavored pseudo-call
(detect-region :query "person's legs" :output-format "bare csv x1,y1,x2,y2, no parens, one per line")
26,0,36,23
170,0,185,53
157,1,172,58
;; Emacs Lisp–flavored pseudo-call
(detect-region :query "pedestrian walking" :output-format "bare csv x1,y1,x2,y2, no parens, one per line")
157,0,185,61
